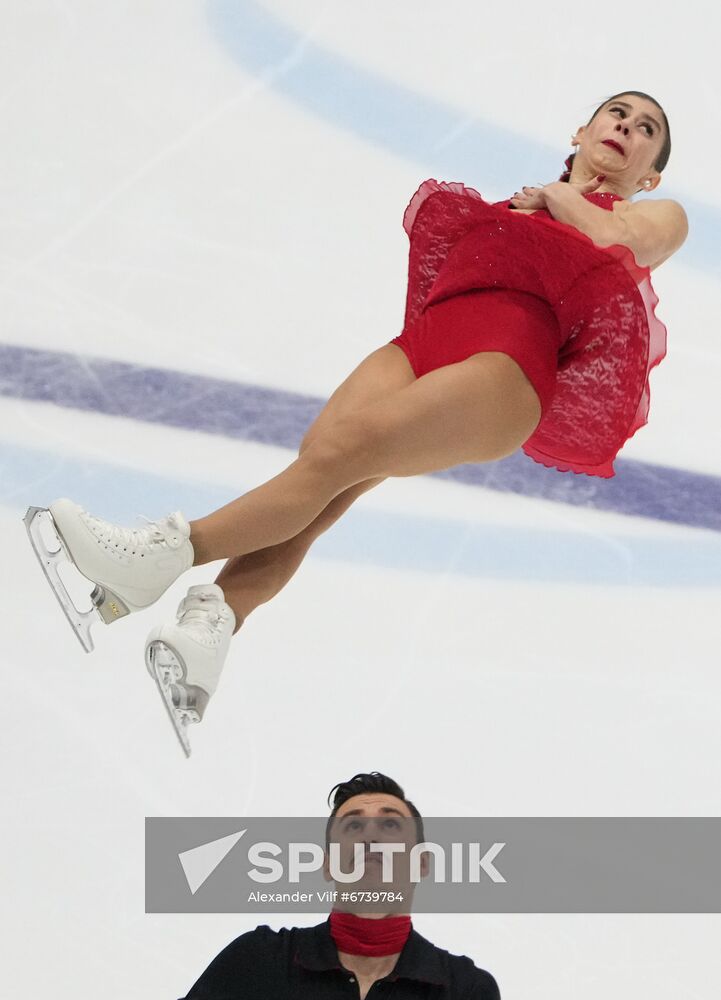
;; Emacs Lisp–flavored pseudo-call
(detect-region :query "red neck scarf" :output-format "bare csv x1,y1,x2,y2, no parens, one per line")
330,911,412,957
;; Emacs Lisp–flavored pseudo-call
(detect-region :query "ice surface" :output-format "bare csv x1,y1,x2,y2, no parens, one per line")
2,3,720,999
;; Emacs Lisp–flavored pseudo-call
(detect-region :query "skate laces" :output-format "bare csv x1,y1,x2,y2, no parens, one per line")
138,513,186,547
177,593,230,642
85,510,187,554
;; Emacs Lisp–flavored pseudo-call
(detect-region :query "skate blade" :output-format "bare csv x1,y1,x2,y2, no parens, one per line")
24,506,104,653
145,641,201,758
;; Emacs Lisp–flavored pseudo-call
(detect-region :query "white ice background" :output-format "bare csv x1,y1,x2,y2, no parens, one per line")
1,2,720,998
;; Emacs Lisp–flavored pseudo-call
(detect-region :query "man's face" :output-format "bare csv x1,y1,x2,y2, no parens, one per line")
324,793,428,897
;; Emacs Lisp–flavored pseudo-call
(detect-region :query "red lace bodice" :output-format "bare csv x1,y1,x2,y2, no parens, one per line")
401,180,666,477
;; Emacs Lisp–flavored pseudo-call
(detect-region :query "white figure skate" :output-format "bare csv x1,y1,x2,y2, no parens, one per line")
24,499,194,652
145,584,236,757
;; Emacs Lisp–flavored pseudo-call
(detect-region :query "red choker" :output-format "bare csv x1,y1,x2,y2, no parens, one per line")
329,911,412,957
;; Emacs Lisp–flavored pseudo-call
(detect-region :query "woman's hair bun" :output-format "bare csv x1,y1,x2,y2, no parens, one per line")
559,152,575,183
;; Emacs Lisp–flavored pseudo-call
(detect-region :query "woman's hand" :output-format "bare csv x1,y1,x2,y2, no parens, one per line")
529,173,687,267
509,185,547,210
510,175,606,210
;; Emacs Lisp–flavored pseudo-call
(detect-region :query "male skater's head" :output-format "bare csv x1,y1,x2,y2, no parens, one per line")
323,771,428,914
181,771,500,1000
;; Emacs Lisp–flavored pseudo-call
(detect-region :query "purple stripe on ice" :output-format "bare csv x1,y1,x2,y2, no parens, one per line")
2,343,719,531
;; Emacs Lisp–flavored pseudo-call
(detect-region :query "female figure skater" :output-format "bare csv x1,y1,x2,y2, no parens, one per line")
26,91,688,753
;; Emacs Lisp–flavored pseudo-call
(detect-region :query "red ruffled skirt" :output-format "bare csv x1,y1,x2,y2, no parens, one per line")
392,179,667,478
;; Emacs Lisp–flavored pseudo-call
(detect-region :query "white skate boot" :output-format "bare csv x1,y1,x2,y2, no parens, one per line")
145,584,236,756
24,499,194,652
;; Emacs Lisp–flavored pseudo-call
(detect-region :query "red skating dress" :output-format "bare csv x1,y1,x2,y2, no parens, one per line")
390,179,666,478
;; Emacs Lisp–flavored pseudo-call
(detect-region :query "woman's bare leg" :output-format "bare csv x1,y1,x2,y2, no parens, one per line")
191,348,541,565
211,343,415,625
215,477,381,628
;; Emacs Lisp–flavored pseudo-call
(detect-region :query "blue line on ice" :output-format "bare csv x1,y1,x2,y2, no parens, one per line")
3,344,721,536
3,3,719,578
206,0,716,276
3,438,721,586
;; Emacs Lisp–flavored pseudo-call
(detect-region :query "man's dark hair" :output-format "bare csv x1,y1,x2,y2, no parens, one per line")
325,772,425,846
561,90,671,182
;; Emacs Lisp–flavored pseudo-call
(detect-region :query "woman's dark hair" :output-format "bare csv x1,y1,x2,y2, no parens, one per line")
560,90,671,183
325,772,425,845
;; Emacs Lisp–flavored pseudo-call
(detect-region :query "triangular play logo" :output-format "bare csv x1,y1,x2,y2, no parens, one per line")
178,829,247,895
